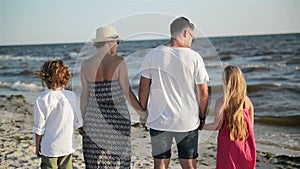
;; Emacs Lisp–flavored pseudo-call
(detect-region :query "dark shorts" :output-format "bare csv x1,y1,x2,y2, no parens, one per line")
149,128,199,159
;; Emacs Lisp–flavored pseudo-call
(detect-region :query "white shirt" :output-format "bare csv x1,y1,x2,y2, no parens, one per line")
33,89,83,157
139,45,209,132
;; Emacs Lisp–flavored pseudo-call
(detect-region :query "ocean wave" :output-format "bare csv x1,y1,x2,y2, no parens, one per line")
241,64,273,73
253,50,279,56
0,66,9,69
0,55,61,61
68,52,79,59
220,55,233,61
0,69,34,76
0,81,43,92
247,83,300,93
205,63,224,68
247,83,281,93
255,115,300,127
202,55,219,60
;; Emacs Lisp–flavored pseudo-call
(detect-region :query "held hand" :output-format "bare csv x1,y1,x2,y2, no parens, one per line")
139,111,148,124
139,113,148,131
198,115,206,130
78,127,84,135
198,120,205,130
141,122,148,131
139,115,147,124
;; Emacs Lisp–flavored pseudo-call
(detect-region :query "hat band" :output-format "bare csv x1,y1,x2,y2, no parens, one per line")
106,34,119,39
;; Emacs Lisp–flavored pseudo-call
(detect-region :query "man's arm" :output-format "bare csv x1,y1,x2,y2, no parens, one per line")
196,82,209,130
138,76,151,129
138,76,151,110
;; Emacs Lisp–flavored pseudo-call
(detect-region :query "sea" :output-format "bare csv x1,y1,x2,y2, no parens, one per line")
0,33,299,157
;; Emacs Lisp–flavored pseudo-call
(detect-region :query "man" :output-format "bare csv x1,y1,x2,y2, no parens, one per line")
138,17,209,169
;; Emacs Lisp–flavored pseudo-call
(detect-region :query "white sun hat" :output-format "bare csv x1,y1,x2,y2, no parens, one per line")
92,26,122,42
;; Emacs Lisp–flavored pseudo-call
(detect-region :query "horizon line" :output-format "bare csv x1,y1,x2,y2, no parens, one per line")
1,32,299,47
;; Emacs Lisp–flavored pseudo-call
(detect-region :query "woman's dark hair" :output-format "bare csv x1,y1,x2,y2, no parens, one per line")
93,42,106,48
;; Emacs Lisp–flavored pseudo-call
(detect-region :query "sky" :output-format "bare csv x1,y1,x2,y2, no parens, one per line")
1,0,300,46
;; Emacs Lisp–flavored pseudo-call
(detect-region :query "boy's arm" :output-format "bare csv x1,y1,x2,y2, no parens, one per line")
35,134,42,157
33,99,46,157
73,92,84,135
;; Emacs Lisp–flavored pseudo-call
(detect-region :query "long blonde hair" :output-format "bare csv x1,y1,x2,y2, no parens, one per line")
223,65,248,141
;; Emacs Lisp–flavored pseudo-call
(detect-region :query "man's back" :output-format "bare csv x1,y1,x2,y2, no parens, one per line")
139,45,209,132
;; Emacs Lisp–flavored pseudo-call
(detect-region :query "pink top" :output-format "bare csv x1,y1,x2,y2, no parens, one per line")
216,101,256,169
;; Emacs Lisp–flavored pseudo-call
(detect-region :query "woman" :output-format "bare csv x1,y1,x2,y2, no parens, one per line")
203,65,256,169
80,26,147,168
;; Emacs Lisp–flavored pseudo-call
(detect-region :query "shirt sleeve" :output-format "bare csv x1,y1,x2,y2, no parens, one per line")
194,54,209,84
33,98,46,136
72,93,83,129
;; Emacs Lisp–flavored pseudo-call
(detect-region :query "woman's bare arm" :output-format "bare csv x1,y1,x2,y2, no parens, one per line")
80,63,89,120
119,60,147,121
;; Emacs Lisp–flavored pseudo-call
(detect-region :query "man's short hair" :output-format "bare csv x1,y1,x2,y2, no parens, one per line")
170,17,194,38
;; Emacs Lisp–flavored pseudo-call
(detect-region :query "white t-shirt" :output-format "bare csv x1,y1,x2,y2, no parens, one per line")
33,89,83,157
139,45,209,132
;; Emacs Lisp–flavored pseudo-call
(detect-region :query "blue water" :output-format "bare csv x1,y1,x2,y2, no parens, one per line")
0,33,299,156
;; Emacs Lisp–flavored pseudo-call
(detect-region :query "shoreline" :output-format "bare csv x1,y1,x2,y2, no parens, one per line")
0,94,299,168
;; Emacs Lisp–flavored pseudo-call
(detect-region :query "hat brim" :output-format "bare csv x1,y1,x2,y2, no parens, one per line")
92,38,123,43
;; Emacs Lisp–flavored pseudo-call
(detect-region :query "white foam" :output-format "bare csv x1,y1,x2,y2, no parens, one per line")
0,81,43,92
68,52,79,59
0,55,61,61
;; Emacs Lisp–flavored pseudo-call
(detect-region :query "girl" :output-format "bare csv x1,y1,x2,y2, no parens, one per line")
203,65,256,169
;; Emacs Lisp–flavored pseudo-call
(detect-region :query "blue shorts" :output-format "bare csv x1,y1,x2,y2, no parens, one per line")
149,128,199,159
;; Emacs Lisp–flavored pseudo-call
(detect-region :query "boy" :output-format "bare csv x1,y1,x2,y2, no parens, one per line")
33,59,83,169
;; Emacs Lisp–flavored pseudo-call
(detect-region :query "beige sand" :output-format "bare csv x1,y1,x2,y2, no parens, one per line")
0,95,299,169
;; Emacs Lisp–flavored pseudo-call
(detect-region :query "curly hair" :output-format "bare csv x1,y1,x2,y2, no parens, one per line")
35,59,71,90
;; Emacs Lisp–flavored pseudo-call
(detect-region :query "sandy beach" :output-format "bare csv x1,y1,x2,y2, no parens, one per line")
0,95,299,169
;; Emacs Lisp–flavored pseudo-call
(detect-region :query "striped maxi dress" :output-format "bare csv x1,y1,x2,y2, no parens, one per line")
82,80,131,169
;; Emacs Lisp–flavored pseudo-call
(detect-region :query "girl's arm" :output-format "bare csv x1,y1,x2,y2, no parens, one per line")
73,92,83,134
246,96,255,127
203,97,224,131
